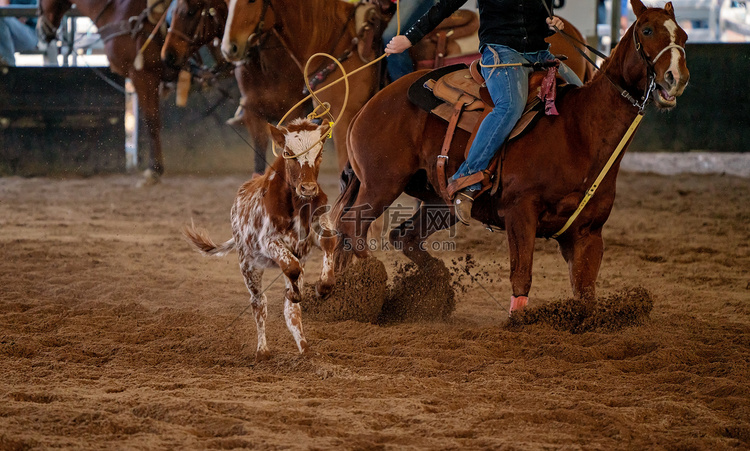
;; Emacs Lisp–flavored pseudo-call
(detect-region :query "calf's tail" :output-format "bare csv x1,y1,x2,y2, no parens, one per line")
183,224,236,257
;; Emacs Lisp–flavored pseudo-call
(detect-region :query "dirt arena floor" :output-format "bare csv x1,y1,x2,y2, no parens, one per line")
1,161,749,449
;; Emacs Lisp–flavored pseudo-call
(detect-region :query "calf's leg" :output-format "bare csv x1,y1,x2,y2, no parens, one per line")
267,240,308,353
240,262,270,361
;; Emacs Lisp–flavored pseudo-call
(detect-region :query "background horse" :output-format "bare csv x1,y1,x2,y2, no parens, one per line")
221,0,384,170
548,16,595,83
331,0,689,313
162,0,309,175
37,0,176,184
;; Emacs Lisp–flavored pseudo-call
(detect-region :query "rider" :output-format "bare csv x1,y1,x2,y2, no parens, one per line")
385,0,582,225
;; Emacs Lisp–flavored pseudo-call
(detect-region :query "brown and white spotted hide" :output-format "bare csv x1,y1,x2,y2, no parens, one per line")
184,118,336,360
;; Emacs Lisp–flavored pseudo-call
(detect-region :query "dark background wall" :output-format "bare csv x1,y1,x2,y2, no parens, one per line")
0,67,126,176
629,43,750,153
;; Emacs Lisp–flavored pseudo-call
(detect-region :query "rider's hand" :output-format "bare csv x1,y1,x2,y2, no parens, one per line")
547,16,564,31
385,35,412,54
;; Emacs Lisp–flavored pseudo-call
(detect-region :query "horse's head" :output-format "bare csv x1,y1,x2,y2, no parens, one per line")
36,0,71,43
221,0,275,62
162,0,227,69
628,0,690,109
269,118,330,199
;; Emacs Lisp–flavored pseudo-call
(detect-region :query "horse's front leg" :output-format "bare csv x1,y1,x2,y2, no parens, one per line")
557,228,604,300
504,203,539,315
266,241,308,354
131,70,164,182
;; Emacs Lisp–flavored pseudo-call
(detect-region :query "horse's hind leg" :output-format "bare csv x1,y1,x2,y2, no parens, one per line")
339,182,409,258
389,194,456,267
557,228,604,300
131,71,164,181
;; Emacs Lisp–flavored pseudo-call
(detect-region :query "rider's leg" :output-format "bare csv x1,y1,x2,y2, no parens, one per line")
450,45,531,223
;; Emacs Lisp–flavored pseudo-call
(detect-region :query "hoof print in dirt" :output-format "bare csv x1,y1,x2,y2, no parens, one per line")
380,258,456,323
302,257,388,323
506,286,654,333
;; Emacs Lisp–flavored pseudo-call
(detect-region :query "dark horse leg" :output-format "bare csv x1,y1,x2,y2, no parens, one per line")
389,189,456,267
131,70,164,184
241,111,270,176
557,228,604,300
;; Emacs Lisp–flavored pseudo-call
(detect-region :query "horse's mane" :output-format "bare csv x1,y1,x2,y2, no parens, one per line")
594,21,637,83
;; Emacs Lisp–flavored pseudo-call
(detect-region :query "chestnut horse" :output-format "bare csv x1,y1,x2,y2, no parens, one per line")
162,0,309,175
37,0,175,184
221,0,383,170
331,0,689,314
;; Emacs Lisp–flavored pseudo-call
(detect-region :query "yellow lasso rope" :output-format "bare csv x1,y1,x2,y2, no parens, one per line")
272,0,402,159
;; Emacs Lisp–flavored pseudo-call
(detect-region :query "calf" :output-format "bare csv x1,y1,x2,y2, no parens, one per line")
184,118,336,360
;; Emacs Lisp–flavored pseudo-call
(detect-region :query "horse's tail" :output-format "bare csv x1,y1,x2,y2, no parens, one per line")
182,224,236,257
330,162,360,271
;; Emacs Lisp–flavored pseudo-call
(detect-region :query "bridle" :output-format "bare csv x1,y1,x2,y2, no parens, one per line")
168,0,222,46
539,0,685,112
244,0,273,49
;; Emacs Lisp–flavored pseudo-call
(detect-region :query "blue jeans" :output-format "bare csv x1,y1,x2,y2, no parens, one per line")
452,44,582,191
383,0,436,81
0,18,38,66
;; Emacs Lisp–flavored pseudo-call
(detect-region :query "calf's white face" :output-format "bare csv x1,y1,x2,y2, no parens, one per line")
269,120,330,199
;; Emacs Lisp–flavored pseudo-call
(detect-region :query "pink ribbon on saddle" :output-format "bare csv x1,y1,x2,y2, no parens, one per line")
538,66,559,116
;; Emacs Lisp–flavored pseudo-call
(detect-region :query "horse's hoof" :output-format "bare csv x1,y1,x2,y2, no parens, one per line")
137,169,161,187
299,340,309,355
255,348,271,362
509,295,529,317
315,280,333,299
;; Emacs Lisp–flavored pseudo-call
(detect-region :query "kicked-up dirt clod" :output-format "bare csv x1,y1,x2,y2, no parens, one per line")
302,257,388,323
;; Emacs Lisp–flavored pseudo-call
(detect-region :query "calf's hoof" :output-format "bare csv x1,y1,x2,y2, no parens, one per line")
286,288,302,304
299,340,309,355
315,280,333,299
255,348,271,362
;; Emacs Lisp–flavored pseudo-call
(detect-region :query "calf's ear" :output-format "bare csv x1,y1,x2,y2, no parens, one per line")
269,124,287,148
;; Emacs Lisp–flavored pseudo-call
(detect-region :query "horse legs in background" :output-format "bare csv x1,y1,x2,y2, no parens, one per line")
241,110,271,176
557,228,604,301
131,70,164,185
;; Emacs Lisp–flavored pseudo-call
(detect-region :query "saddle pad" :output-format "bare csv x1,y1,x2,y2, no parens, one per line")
407,64,468,113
